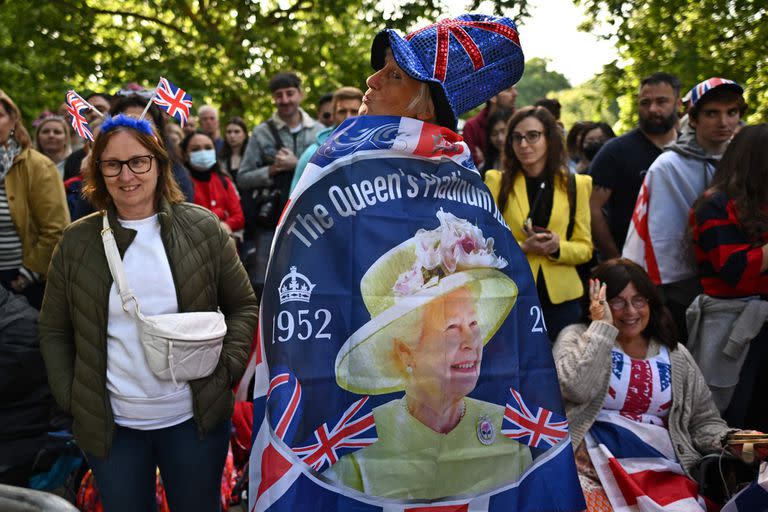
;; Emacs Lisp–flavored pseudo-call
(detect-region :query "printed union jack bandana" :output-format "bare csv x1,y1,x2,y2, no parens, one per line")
248,115,584,511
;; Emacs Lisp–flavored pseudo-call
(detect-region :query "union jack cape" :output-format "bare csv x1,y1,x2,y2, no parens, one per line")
586,413,714,511
623,179,660,283
622,142,719,285
246,115,584,511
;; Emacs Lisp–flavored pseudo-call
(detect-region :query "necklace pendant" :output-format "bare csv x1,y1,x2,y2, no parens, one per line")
476,414,495,445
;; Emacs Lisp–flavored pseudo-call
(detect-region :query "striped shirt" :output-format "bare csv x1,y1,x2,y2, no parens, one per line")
0,181,23,271
690,190,768,298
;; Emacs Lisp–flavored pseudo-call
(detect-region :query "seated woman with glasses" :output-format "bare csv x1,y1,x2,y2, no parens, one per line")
553,258,761,509
485,106,593,340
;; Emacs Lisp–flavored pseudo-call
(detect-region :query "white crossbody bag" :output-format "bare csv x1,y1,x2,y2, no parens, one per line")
100,213,227,386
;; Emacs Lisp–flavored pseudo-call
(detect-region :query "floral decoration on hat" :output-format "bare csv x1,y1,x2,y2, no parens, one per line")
394,209,507,297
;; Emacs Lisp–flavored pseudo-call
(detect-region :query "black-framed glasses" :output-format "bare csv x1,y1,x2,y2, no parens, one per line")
511,130,543,145
608,296,649,311
98,155,154,177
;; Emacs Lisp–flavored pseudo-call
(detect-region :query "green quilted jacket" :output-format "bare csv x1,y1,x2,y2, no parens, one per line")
39,200,258,457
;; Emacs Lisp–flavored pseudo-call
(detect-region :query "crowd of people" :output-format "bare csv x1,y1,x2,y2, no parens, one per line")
0,10,766,510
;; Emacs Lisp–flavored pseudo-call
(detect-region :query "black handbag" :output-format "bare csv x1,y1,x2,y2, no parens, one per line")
242,120,292,233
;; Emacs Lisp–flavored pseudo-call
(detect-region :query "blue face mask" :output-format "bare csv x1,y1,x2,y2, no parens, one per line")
189,149,217,170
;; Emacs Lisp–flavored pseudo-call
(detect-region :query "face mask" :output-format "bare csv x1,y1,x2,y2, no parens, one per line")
189,149,217,170
582,141,604,161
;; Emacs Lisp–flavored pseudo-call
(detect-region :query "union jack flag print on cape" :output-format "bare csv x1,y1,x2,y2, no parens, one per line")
502,387,569,449
586,413,715,511
248,115,584,511
151,77,192,127
293,396,377,472
65,90,94,141
622,179,662,284
266,368,304,445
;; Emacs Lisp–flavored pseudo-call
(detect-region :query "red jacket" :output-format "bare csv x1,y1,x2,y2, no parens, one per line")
191,173,245,231
462,106,489,167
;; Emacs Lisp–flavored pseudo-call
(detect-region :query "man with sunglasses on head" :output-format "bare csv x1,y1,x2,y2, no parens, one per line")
290,86,364,193
315,93,335,128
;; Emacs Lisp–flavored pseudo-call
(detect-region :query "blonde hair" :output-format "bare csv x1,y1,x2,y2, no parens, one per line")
34,116,71,156
332,86,364,110
406,82,436,122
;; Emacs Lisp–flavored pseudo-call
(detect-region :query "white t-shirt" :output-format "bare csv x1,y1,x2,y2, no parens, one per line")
106,214,194,429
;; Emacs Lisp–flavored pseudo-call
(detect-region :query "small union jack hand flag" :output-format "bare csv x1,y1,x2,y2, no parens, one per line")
292,396,377,472
151,77,193,127
65,90,94,142
266,368,304,446
502,387,569,449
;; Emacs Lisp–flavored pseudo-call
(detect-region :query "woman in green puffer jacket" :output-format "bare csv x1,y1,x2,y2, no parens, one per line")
39,114,258,512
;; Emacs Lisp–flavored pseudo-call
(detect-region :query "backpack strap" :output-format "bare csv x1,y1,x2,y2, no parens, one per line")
566,173,576,241
265,119,285,151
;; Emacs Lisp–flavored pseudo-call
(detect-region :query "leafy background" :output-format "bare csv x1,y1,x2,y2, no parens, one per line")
1,0,765,132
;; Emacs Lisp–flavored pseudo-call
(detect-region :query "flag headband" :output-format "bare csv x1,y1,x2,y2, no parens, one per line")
101,114,155,136
64,76,192,144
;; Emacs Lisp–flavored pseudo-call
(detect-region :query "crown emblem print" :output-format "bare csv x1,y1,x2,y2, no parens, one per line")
279,266,316,305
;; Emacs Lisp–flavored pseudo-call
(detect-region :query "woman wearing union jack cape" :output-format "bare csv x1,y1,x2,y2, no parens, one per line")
252,13,586,511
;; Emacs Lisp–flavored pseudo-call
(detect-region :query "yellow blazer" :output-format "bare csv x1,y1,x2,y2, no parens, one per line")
485,170,592,304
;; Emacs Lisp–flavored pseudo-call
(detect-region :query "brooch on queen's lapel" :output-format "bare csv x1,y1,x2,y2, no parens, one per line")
477,415,496,445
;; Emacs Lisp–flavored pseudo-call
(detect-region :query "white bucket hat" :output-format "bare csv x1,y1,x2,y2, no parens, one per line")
335,209,518,395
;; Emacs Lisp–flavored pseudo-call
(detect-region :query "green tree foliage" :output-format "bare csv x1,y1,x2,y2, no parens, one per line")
515,57,571,108
551,75,619,131
0,0,531,129
577,0,767,131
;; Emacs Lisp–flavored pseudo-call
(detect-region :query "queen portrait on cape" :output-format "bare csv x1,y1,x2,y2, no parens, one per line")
324,209,532,500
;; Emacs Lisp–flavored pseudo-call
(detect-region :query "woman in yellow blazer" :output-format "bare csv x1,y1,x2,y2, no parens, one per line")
485,106,592,340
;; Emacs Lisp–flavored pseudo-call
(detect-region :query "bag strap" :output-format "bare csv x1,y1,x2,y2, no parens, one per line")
266,119,285,151
566,173,576,241
100,212,143,317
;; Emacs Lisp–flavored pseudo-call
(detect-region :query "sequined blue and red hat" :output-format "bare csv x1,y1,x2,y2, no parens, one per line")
684,77,743,107
371,13,524,130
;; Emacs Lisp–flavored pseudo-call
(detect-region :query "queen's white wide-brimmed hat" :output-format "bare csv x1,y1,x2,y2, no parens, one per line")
335,209,518,395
